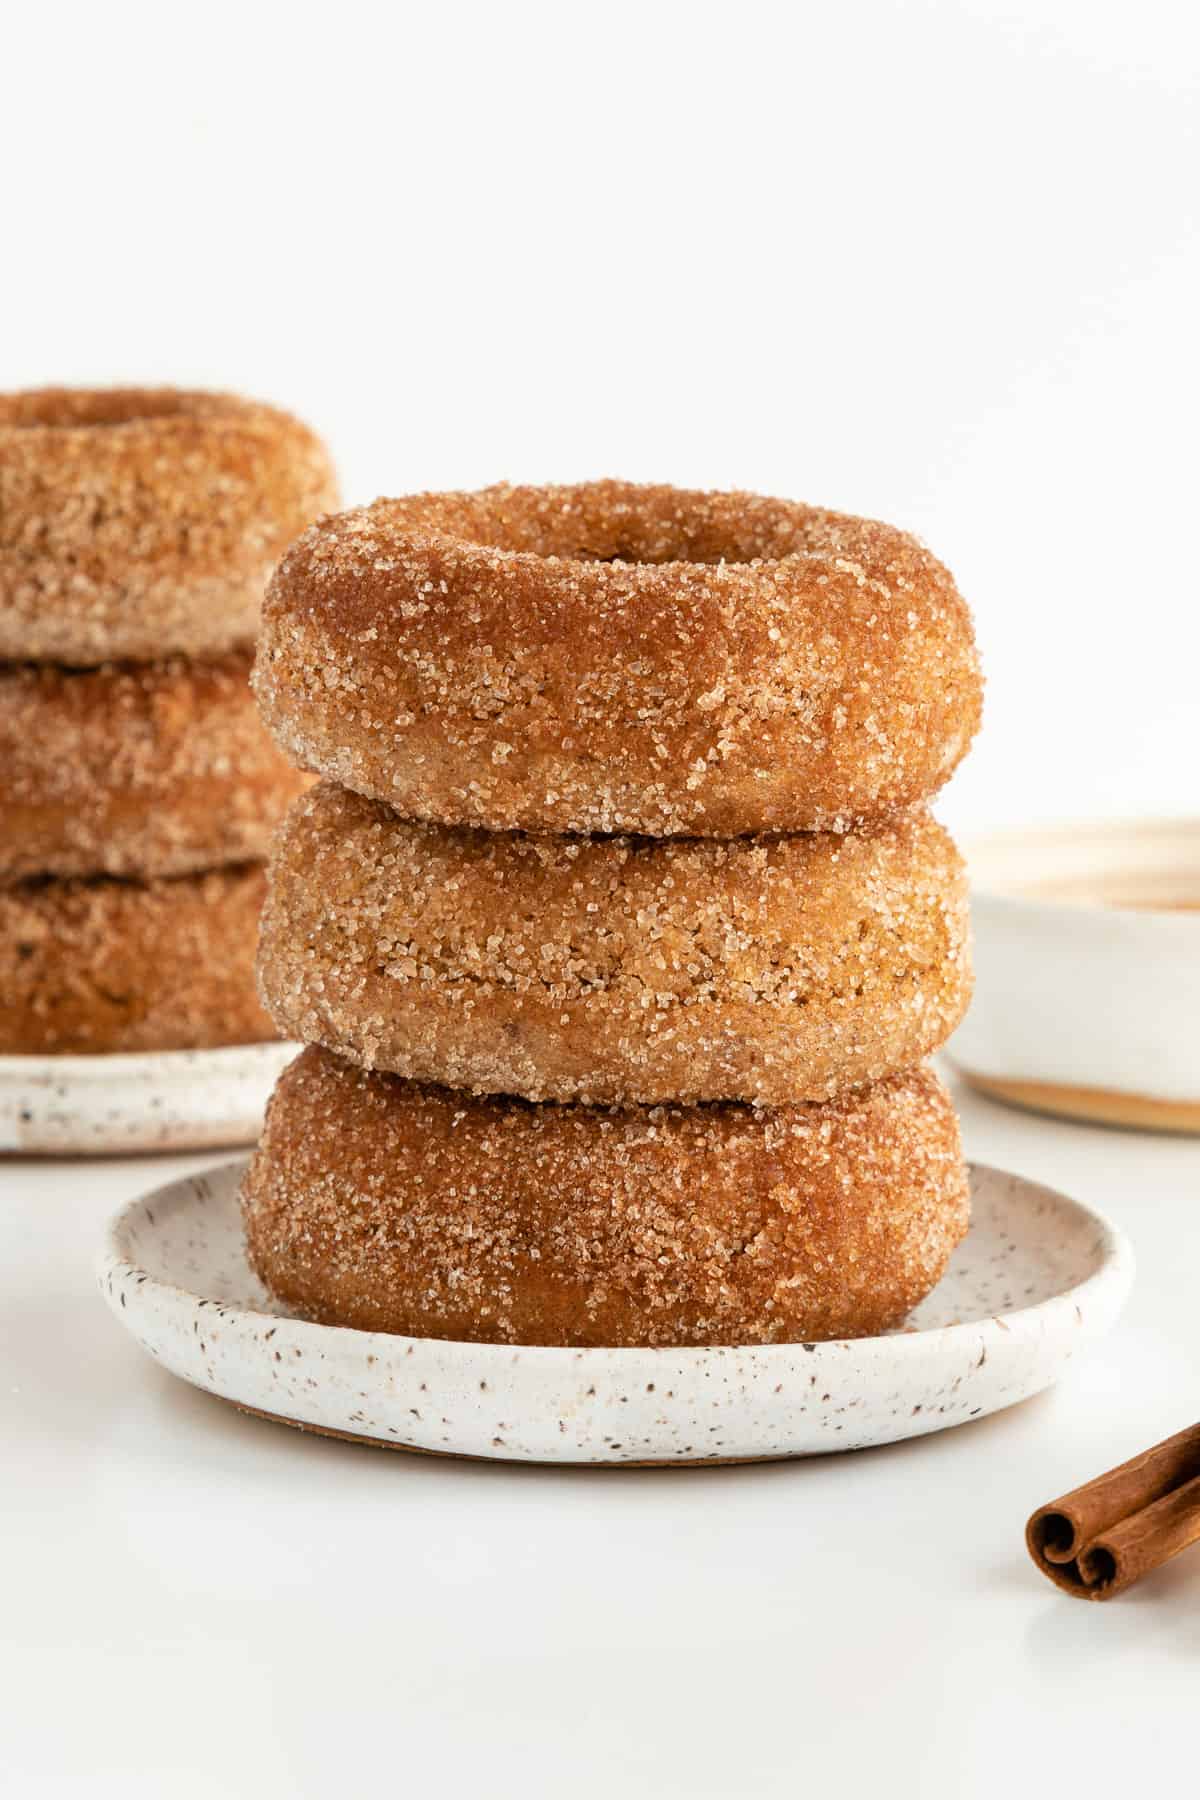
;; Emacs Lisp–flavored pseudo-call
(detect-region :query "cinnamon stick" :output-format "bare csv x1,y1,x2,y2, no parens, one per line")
1026,1422,1200,1600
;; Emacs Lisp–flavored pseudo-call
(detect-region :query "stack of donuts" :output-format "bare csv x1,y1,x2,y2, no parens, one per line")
0,389,338,1054
242,481,983,1348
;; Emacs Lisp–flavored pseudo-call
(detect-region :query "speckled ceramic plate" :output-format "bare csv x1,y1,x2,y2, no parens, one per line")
1,1044,299,1156
98,1159,1133,1463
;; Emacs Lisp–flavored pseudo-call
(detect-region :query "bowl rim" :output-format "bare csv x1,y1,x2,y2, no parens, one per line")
963,814,1200,916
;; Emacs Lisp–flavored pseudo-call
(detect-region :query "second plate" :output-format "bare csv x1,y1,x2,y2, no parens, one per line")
0,1042,298,1156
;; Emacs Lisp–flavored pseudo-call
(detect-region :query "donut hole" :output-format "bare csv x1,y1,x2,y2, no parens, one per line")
427,483,821,567
0,389,227,431
560,531,751,567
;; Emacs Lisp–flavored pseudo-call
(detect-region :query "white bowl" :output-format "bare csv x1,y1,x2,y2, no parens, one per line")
947,818,1200,1132
97,1156,1134,1465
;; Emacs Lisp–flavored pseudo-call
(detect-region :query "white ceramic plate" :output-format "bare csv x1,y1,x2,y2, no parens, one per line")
0,1043,299,1156
98,1159,1134,1464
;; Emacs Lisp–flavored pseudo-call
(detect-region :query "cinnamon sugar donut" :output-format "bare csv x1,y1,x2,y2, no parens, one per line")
0,388,338,664
0,866,276,1053
254,481,982,836
242,1050,969,1348
0,653,310,881
258,783,971,1105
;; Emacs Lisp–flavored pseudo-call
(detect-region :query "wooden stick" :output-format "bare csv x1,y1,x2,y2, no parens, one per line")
1026,1423,1200,1599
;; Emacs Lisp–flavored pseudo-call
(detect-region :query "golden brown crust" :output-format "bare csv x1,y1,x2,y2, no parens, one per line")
254,481,982,836
0,866,278,1053
0,388,339,664
241,1050,970,1347
0,653,311,881
258,783,972,1104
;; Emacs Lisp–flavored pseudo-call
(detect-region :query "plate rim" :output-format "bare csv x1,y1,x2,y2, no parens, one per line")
98,1155,1136,1369
0,1040,299,1083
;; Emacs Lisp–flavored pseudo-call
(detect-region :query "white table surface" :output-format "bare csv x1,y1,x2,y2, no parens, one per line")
3,1067,1197,1800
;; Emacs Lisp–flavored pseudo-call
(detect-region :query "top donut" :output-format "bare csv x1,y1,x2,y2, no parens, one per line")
0,388,339,664
255,481,982,836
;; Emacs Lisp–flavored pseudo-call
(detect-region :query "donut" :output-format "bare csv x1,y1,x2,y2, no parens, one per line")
241,1049,969,1348
0,388,338,664
257,782,971,1105
254,480,982,836
0,653,311,881
0,866,277,1053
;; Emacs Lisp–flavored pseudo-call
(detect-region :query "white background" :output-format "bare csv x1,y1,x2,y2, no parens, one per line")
3,5,1199,1798
5,0,1197,836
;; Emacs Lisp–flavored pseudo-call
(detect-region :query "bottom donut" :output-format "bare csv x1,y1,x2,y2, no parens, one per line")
0,865,277,1053
241,1049,970,1348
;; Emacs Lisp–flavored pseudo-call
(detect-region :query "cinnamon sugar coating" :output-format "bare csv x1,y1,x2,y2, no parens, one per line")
258,783,971,1104
254,481,982,836
0,653,310,881
242,1050,969,1348
0,389,338,664
0,866,277,1053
